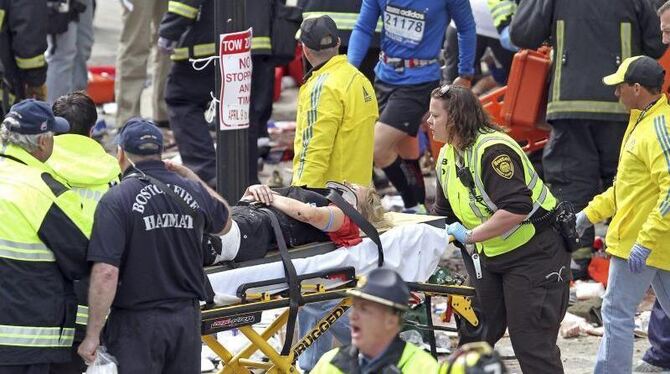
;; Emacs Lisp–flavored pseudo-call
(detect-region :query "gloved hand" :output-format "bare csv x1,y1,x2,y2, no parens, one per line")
447,222,472,245
157,37,177,55
575,210,593,237
628,244,651,273
499,26,520,52
24,84,47,101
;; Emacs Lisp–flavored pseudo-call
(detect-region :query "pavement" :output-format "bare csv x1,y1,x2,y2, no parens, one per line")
90,2,654,372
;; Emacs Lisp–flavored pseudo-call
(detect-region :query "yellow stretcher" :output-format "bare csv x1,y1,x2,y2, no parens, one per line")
200,213,480,373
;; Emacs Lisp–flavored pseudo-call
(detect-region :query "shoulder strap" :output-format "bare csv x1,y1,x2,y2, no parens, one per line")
259,207,300,356
326,189,384,267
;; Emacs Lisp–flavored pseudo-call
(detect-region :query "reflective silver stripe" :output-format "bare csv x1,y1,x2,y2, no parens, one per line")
72,187,103,203
0,325,74,347
76,305,88,326
527,171,539,191
0,239,55,262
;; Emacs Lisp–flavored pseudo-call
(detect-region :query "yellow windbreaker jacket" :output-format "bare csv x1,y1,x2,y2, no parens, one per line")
584,95,670,270
292,55,378,188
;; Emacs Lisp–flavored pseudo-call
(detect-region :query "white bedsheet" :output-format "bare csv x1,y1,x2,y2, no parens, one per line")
208,223,450,306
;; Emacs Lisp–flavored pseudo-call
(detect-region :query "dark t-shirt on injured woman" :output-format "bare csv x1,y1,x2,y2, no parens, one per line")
231,187,360,262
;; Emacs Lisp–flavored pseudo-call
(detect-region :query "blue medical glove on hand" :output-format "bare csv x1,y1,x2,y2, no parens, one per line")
575,211,593,237
157,37,177,55
499,26,520,52
447,222,471,245
628,244,651,273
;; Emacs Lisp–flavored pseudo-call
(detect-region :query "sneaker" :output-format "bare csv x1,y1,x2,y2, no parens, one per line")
634,361,670,373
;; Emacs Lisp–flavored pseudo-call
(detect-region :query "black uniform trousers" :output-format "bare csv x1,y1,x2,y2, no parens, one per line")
249,55,275,184
165,61,217,186
103,300,201,374
542,119,627,246
472,228,571,374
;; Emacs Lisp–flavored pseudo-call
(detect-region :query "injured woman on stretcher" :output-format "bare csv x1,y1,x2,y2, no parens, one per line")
202,182,391,265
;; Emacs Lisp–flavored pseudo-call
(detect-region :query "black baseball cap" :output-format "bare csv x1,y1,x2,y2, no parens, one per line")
347,268,410,311
2,99,70,135
603,55,666,88
117,118,163,155
298,15,339,51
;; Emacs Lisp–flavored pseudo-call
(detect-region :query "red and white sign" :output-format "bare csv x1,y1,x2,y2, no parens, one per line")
219,28,253,130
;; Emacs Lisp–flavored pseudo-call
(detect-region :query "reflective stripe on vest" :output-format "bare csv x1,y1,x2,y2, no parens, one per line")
252,36,271,51
487,0,516,28
0,9,5,30
72,187,103,204
76,305,88,326
303,11,382,33
0,325,75,347
0,238,55,262
15,54,46,70
172,43,215,61
168,1,198,19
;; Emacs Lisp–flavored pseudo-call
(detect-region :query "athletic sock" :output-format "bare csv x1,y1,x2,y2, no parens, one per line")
382,157,418,208
401,157,426,205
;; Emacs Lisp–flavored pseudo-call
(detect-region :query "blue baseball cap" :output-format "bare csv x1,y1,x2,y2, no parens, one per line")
117,118,163,155
347,268,410,311
3,99,70,135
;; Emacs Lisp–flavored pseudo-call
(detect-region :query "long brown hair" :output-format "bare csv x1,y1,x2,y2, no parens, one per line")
431,85,502,150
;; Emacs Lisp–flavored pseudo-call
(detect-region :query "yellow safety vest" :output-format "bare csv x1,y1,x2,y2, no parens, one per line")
437,131,556,257
0,143,90,351
312,341,439,373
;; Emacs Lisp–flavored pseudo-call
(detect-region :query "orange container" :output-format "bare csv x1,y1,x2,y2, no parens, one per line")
501,47,552,129
659,47,670,94
86,66,116,105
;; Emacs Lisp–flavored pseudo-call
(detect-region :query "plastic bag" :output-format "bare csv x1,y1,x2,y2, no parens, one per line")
85,346,118,374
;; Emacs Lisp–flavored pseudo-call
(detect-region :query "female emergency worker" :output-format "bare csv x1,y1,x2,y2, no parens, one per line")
428,85,570,374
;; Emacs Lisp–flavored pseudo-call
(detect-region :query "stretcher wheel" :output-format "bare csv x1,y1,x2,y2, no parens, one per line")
455,306,486,345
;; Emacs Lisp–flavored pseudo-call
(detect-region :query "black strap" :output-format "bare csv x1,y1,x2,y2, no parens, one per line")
259,207,300,356
326,189,384,267
126,173,216,305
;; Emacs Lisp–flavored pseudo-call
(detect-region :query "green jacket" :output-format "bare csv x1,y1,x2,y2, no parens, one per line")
312,338,438,374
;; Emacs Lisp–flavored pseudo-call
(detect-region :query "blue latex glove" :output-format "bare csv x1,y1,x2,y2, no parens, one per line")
628,244,651,273
575,211,593,237
447,222,471,245
157,37,177,55
499,26,520,52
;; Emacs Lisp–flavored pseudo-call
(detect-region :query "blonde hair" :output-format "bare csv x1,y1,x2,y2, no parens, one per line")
357,187,391,231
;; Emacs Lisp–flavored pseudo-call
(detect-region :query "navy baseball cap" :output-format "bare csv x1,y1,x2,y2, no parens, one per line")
347,268,410,311
2,99,70,135
117,118,163,155
298,15,339,51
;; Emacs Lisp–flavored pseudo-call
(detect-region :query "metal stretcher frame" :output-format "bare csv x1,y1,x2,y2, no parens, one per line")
200,213,480,373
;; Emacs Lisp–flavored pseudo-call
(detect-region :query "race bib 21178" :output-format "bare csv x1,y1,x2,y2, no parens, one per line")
383,4,425,47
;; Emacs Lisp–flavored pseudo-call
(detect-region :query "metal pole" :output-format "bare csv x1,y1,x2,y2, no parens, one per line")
215,0,248,201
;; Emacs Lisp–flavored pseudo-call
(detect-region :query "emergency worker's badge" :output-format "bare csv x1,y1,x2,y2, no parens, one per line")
492,154,514,179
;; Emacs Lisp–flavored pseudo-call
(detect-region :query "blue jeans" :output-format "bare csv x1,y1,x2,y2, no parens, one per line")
643,300,670,369
594,257,670,374
297,300,351,371
45,0,94,103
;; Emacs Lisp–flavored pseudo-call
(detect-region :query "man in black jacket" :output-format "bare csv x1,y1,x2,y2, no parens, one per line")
509,0,666,257
0,0,49,116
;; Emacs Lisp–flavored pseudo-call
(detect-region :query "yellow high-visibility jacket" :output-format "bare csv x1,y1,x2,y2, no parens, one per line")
292,54,378,188
584,95,670,270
